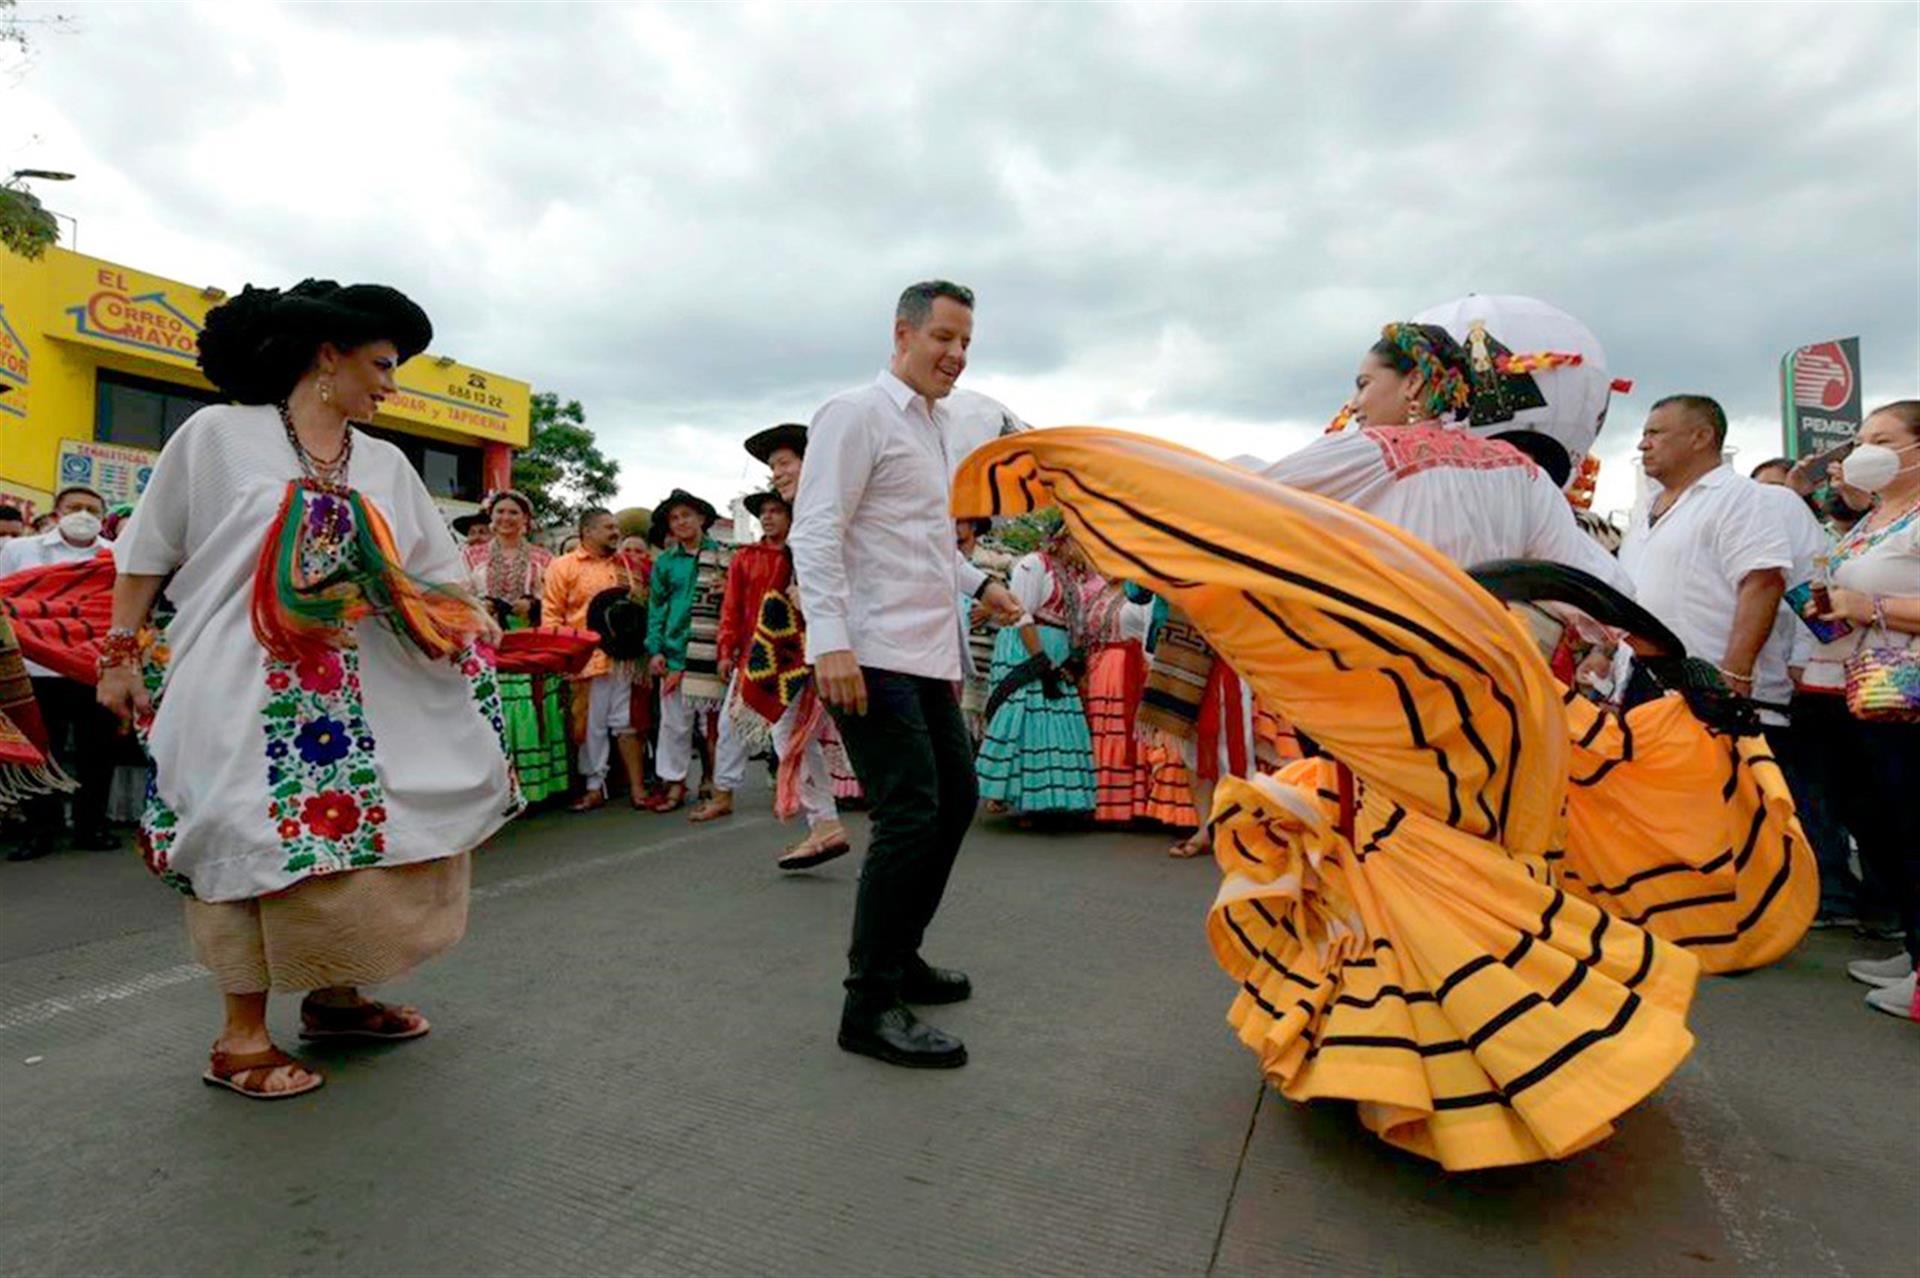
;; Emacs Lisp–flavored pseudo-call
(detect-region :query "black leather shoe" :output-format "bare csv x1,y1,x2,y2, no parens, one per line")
837,1005,967,1069
901,963,971,1005
6,833,57,862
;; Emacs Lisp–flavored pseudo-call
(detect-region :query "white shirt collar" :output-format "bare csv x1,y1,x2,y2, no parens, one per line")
1661,462,1735,499
876,368,948,424
876,368,917,411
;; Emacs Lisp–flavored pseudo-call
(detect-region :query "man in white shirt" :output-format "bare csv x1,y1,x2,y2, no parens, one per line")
0,485,119,859
1616,395,1791,706
789,280,1022,1069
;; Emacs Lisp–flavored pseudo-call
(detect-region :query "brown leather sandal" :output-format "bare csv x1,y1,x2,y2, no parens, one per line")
1168,831,1210,859
643,784,687,813
688,792,734,823
299,999,431,1042
203,1045,325,1100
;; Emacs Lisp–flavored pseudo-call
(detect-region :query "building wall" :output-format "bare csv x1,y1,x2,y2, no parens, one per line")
0,245,530,519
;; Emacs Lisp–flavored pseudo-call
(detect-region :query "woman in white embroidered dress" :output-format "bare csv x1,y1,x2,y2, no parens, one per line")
99,281,517,1100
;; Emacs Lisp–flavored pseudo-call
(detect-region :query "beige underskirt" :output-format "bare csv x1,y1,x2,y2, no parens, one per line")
183,853,471,994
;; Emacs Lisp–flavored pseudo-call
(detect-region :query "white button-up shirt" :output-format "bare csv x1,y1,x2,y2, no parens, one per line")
790,370,988,680
1751,483,1832,702
1617,464,1793,713
0,527,112,678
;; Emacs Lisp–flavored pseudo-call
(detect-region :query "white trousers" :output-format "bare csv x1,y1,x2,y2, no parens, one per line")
656,682,694,784
771,695,839,828
580,668,634,792
713,674,750,793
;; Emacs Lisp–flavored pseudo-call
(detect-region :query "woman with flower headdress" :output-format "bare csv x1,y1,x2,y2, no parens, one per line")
96,280,518,1101
1264,322,1632,595
974,523,1098,820
466,489,569,805
952,420,1817,1171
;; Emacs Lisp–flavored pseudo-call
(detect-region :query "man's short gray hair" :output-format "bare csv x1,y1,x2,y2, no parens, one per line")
896,280,975,328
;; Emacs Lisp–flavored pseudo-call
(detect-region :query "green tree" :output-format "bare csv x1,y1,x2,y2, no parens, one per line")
992,507,1062,555
512,392,620,530
0,183,58,260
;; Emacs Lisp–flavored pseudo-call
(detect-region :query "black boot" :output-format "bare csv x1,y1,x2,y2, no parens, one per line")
838,1001,967,1069
901,961,972,1005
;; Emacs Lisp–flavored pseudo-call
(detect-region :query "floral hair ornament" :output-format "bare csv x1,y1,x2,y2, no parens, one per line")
483,489,535,520
1382,322,1472,421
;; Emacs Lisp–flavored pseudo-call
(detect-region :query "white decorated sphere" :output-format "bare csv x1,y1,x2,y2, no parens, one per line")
1411,294,1620,487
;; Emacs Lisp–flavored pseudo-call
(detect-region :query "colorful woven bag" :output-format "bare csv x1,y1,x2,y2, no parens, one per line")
1843,613,1920,723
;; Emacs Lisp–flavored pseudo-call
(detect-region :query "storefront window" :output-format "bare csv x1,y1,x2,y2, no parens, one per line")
94,369,223,451
358,424,483,501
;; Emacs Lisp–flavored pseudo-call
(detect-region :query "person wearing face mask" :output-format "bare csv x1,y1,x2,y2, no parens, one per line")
0,484,118,858
1792,401,1920,1021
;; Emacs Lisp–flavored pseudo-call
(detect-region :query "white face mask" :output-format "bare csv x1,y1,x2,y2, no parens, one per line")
57,511,102,543
1840,441,1918,493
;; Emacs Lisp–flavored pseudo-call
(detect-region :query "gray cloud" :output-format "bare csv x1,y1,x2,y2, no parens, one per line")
11,1,1915,513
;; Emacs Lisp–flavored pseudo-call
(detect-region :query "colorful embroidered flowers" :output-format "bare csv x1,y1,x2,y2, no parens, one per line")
261,648,388,875
294,716,352,765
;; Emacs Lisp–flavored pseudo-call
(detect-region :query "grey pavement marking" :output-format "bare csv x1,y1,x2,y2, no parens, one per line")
0,816,771,1036
0,961,206,1033
1665,1055,1853,1278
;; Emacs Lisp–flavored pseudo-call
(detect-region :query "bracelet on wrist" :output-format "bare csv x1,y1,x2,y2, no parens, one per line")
1714,664,1753,684
96,626,148,673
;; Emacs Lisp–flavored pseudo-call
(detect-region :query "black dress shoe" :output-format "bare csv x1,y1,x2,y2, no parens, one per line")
71,827,121,852
901,963,971,1005
6,837,57,862
837,1005,967,1069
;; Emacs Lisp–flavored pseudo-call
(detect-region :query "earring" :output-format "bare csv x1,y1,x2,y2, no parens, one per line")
1405,398,1421,424
319,377,333,404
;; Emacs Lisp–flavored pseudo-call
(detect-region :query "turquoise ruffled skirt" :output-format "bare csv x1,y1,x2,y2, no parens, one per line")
976,625,1097,814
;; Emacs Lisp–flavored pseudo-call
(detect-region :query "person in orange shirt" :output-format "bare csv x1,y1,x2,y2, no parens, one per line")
543,507,647,811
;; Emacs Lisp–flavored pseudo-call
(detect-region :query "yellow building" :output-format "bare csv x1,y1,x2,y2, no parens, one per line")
0,245,530,521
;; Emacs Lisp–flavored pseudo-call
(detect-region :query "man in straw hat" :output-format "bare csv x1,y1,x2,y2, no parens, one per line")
642,488,726,812
731,423,853,867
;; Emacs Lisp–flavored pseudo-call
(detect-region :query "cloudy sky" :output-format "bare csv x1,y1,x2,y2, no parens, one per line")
7,1,1916,517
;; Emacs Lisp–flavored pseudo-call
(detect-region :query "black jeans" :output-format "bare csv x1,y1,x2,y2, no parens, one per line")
23,676,118,841
1797,693,1920,962
1766,714,1866,917
830,668,978,1014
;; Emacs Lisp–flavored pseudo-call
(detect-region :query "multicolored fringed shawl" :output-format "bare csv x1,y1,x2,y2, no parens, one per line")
678,544,731,710
739,588,809,724
251,481,478,664
0,612,69,806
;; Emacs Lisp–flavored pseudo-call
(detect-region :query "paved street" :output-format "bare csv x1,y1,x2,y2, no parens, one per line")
1,787,1914,1277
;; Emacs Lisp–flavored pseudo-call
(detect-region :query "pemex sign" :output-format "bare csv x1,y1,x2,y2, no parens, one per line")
1780,337,1861,460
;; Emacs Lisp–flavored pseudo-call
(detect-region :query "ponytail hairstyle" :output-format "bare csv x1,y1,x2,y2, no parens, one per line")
1371,322,1473,422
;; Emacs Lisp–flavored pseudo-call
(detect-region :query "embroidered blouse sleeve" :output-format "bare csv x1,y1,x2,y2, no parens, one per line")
113,408,201,577
1521,476,1637,597
1008,554,1052,621
1261,431,1391,506
387,449,466,587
